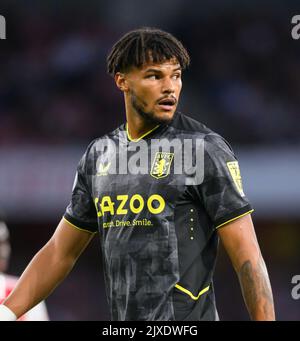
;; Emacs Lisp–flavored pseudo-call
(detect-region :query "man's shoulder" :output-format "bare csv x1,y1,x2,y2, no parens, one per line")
171,112,215,136
171,112,233,152
84,123,126,153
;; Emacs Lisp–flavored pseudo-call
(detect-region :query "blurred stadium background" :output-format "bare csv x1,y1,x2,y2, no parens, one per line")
0,0,300,320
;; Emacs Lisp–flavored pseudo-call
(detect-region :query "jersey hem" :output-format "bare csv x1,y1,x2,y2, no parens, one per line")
175,283,210,300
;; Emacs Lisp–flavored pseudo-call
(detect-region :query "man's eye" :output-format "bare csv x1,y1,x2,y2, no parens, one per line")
147,75,158,79
173,74,181,79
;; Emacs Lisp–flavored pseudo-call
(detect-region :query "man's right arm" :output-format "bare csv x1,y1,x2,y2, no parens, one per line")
1,218,95,319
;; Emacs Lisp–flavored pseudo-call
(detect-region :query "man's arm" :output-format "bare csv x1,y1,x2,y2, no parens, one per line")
2,218,95,319
217,214,275,321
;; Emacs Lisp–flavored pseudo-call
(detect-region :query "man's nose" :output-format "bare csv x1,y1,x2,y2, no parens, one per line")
161,77,175,93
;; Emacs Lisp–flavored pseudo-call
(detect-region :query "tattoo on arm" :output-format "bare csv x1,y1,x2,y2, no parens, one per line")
238,256,275,320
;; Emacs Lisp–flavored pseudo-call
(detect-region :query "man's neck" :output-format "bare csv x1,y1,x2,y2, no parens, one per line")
126,111,159,141
126,120,160,142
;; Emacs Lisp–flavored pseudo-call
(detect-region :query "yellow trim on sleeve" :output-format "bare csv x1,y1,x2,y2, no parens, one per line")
126,122,160,142
63,216,98,235
175,284,210,301
215,209,254,229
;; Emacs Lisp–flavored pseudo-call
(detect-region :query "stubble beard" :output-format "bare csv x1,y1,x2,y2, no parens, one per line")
130,90,174,125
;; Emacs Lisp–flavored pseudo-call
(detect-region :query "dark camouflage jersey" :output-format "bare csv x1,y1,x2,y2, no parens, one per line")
64,112,253,321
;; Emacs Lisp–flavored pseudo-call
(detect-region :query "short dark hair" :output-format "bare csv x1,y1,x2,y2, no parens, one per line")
107,27,190,76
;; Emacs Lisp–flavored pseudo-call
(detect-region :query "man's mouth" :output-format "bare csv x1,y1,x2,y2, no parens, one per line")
157,97,177,111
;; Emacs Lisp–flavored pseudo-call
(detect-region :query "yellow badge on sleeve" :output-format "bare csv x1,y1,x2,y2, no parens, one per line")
227,161,245,197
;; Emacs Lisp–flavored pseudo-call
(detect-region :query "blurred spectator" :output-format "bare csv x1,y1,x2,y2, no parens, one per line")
0,3,299,146
0,218,49,321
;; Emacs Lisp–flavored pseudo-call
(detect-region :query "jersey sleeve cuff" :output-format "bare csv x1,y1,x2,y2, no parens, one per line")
214,204,254,229
63,214,98,234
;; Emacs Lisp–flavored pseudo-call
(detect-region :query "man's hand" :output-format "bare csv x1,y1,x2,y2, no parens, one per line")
217,214,275,321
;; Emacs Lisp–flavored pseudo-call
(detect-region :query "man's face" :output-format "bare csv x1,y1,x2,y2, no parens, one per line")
122,58,182,124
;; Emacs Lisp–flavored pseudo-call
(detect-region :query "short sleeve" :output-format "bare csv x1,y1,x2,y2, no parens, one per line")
63,150,98,234
199,133,253,229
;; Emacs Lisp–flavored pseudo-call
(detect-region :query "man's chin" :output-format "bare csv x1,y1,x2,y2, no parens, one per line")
151,110,175,124
136,107,176,125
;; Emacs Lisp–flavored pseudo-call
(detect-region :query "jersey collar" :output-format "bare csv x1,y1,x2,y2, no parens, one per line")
126,122,161,142
123,112,178,143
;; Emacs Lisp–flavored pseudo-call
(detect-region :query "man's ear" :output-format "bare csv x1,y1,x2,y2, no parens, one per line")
115,72,129,92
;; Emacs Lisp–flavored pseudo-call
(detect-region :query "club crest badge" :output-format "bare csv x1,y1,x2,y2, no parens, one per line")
150,152,174,179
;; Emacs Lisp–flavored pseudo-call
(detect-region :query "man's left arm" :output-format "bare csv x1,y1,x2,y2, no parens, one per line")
217,214,275,321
